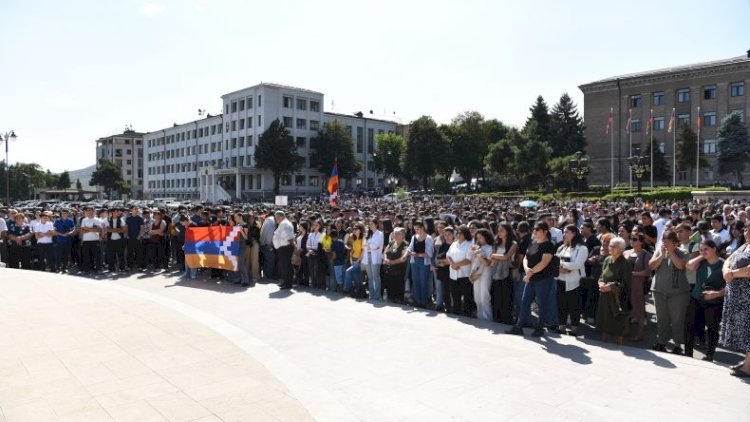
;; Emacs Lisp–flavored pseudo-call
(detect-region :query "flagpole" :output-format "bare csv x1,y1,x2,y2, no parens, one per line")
610,120,614,192
669,107,677,188
696,106,701,188
650,109,654,189
627,108,633,193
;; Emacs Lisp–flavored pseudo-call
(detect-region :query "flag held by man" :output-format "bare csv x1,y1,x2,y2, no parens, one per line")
184,226,241,271
327,159,339,206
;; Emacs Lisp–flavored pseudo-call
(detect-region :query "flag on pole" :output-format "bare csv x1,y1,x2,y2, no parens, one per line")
625,108,632,134
184,226,241,271
605,107,613,134
645,109,653,135
667,108,676,133
696,106,702,130
327,159,339,206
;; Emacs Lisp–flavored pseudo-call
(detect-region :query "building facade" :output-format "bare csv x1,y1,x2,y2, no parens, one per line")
95,129,145,198
579,52,750,187
142,83,399,202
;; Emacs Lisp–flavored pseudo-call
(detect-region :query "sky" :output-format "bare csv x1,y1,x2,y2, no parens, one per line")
1,0,750,173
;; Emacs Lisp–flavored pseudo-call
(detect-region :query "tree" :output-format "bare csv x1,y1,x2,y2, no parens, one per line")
90,159,129,199
523,96,552,144
76,178,83,190
549,93,586,157
254,119,302,195
717,111,750,186
547,151,589,192
403,116,451,188
484,118,511,145
372,132,405,178
642,138,669,182
57,171,71,189
443,111,488,182
486,137,515,177
675,123,707,184
309,121,361,181
513,132,552,191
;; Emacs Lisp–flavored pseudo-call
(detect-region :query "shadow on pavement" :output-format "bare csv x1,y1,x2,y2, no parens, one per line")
166,276,250,294
577,337,677,369
528,335,593,365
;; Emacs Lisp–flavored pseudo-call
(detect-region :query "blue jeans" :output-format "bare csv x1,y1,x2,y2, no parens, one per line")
261,244,275,280
365,262,382,301
433,272,443,307
515,276,559,329
334,265,344,286
410,258,431,305
344,264,363,292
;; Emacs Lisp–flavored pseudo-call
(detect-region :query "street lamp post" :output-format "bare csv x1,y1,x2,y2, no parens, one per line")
568,156,590,195
629,155,650,195
1,131,18,205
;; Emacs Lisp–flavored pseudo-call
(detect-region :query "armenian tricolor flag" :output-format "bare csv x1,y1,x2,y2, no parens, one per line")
184,226,241,271
327,159,339,206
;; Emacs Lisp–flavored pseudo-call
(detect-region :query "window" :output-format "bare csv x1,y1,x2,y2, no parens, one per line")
296,118,306,129
231,120,236,131
296,98,307,110
356,127,364,153
283,96,292,108
630,120,641,133
310,101,320,112
211,125,216,135
239,156,244,167
309,120,320,131
367,128,375,153
346,125,353,136
225,104,229,114
309,176,319,186
126,159,132,165
225,122,230,132
239,119,245,129
296,137,306,148
239,136,245,148
630,95,642,108
198,128,203,137
283,116,293,127
258,95,261,107
248,135,253,146
248,97,253,109
653,117,665,131
658,142,665,154
281,175,291,186
239,99,245,111
247,117,252,128
258,115,262,126
295,175,306,186
703,139,716,155
653,91,665,105
731,82,745,97
677,88,690,102
231,138,237,149
703,111,717,127
703,85,717,100
231,157,237,167
677,114,690,128
231,101,237,113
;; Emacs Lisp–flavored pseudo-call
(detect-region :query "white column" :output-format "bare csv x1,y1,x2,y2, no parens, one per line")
235,173,241,199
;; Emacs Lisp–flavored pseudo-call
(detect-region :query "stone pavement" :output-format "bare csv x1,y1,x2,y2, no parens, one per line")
1,268,748,421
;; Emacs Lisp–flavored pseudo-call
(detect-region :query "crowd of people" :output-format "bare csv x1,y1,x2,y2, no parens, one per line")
1,196,749,377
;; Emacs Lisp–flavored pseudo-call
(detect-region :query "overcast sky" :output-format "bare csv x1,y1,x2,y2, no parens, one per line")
2,0,749,173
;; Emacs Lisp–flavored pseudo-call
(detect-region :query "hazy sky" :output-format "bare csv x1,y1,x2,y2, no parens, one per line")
2,0,749,173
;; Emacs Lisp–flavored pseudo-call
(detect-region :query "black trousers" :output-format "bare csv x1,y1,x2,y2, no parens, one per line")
557,282,582,327
55,242,72,270
80,241,100,272
126,238,145,269
450,277,474,316
685,297,723,356
8,245,32,269
276,245,294,287
383,265,406,302
492,276,514,324
36,243,56,271
106,238,126,271
581,277,599,320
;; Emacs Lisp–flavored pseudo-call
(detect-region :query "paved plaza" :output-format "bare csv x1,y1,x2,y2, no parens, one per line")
0,268,748,421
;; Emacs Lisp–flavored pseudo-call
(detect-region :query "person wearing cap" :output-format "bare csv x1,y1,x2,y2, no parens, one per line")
6,213,33,269
33,211,57,272
53,209,76,273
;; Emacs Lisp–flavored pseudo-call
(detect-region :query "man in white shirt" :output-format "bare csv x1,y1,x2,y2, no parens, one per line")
653,209,671,250
33,211,56,271
709,214,730,244
543,214,563,245
0,210,7,264
79,206,103,273
272,211,296,289
105,208,127,272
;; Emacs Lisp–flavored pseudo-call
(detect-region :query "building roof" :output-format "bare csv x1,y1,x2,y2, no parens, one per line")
324,111,399,125
221,82,324,98
579,54,750,89
96,129,145,141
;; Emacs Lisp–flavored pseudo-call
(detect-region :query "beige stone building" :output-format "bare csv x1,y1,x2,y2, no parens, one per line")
579,51,750,187
95,129,144,198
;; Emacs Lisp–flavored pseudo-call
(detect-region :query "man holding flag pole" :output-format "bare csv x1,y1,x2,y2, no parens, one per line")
328,158,339,207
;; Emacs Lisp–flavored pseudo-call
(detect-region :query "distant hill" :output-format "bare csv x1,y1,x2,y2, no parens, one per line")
65,164,96,190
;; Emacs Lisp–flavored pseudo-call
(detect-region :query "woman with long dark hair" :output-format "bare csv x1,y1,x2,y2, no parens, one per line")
446,225,474,316
470,228,494,321
490,222,517,324
556,225,588,336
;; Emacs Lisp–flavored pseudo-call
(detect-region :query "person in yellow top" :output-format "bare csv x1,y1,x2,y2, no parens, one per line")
344,222,366,296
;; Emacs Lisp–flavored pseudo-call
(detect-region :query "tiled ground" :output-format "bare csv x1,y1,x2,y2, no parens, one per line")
1,268,748,421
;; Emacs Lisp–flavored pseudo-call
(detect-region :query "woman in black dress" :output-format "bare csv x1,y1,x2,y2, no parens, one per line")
382,228,409,303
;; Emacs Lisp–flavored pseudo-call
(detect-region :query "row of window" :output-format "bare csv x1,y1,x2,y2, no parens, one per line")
630,82,746,108
631,139,717,156
281,117,320,131
282,96,321,112
628,110,745,132
227,95,262,114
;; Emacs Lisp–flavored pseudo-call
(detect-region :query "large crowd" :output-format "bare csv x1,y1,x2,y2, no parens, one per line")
1,195,749,378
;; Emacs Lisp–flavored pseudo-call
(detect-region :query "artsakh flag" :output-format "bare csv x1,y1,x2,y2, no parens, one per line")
327,159,339,206
645,109,653,135
605,107,613,134
184,226,241,271
626,108,632,134
696,106,702,130
667,108,676,133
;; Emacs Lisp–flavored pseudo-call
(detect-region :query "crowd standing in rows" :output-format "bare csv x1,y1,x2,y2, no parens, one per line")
1,196,748,377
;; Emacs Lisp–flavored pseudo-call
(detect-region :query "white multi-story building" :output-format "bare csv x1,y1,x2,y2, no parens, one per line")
142,83,399,202
95,129,145,198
